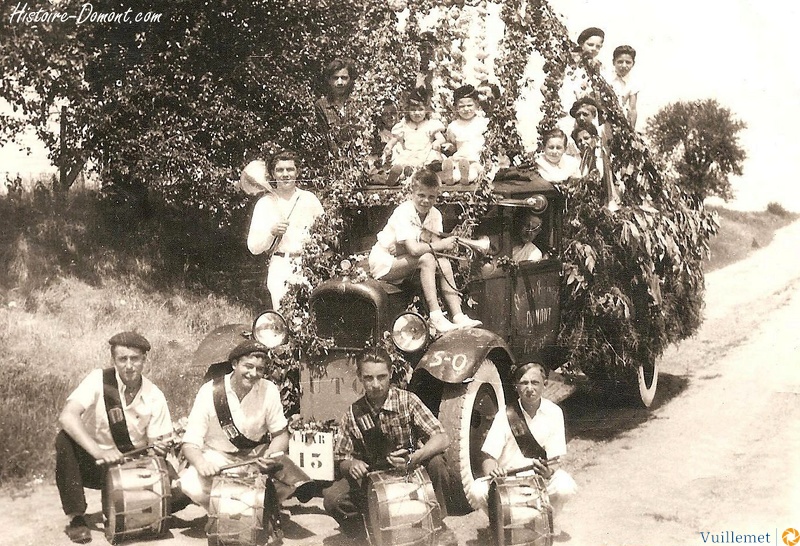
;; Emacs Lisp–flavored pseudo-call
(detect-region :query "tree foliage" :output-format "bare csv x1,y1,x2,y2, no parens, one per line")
2,0,720,386
645,99,747,202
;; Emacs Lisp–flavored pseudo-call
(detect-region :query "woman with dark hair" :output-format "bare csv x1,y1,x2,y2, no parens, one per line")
314,58,358,154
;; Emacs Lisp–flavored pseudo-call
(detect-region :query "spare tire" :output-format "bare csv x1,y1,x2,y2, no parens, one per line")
437,359,505,512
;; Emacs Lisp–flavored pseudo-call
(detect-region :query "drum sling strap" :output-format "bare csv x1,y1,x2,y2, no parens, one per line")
212,376,269,451
102,368,135,453
506,401,547,460
351,397,391,470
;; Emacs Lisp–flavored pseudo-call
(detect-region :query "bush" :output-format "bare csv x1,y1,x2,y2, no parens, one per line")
766,201,790,217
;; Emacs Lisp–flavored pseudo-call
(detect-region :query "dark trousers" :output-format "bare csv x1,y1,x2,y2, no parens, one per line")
55,430,106,516
322,453,452,524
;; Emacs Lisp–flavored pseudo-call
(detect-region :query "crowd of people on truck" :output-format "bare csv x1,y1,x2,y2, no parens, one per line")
54,21,640,546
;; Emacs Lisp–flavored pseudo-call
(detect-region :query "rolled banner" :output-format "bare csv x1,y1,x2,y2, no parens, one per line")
239,160,273,196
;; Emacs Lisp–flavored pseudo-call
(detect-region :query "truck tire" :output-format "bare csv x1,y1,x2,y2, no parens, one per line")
593,355,659,408
437,359,504,512
635,359,659,408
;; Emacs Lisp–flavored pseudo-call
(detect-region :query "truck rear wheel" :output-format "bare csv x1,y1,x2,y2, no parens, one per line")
635,359,659,408
592,355,659,408
437,359,504,512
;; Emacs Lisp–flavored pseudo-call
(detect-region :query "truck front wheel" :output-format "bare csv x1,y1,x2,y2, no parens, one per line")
437,359,504,512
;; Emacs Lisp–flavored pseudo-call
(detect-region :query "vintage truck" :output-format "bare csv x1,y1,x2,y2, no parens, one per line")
193,172,658,509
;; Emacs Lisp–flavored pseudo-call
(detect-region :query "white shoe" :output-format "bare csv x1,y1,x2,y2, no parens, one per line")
429,311,457,333
452,313,482,329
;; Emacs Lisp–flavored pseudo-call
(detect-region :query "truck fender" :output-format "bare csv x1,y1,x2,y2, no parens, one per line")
415,328,514,384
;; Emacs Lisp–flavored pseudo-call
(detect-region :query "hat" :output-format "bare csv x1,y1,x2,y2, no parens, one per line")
239,160,272,196
569,97,600,119
228,339,270,362
408,86,429,105
453,84,478,103
108,331,151,352
577,27,605,45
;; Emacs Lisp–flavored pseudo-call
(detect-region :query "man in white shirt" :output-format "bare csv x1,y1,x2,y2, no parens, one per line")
247,150,324,310
56,331,173,543
469,359,577,539
179,340,308,510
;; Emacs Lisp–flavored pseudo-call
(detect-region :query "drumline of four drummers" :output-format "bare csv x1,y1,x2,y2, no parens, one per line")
56,331,576,544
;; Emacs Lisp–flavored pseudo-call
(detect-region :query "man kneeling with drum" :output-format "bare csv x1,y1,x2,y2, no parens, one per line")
178,340,310,542
470,359,577,542
56,331,174,544
323,348,458,546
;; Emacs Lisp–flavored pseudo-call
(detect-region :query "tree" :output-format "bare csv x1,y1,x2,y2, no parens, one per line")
645,99,747,202
1,0,363,215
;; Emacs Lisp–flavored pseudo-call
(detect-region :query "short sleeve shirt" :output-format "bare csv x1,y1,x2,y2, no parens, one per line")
481,398,567,469
182,374,288,453
374,200,443,253
446,116,489,162
333,387,446,462
66,369,173,451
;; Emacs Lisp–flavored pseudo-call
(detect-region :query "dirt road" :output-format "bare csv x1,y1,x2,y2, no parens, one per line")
2,221,799,546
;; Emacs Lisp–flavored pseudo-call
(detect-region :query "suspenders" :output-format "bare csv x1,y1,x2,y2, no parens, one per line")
102,368,135,453
212,376,270,450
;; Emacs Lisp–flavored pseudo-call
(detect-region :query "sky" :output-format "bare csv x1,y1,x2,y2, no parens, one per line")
555,0,800,211
2,0,799,210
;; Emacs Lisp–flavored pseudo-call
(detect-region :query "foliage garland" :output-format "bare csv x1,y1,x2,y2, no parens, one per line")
278,0,718,388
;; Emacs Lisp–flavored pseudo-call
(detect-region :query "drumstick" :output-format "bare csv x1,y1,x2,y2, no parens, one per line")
94,439,172,465
218,451,284,473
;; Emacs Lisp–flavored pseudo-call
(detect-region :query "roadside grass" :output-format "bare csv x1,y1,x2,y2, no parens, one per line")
0,191,797,486
0,191,260,485
704,203,799,272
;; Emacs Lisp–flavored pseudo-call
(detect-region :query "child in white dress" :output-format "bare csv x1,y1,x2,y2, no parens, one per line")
441,85,489,185
535,129,580,183
382,87,446,186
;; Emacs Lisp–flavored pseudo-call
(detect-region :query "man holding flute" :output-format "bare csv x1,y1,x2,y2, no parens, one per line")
56,331,174,543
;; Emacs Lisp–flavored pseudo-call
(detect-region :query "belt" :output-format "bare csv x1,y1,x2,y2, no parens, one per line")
273,251,302,258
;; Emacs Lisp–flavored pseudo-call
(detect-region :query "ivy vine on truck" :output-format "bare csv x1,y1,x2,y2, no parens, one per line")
192,172,658,509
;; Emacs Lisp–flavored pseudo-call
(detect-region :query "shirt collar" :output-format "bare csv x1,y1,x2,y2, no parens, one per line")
366,387,399,414
116,370,142,402
518,398,543,420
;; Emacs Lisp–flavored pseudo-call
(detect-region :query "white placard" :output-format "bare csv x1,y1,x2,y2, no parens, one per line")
288,430,335,482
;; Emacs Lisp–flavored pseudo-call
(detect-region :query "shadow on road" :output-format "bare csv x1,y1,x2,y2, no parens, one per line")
561,373,689,441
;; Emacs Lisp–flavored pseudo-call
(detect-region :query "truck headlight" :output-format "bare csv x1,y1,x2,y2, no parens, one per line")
391,312,429,353
252,311,289,349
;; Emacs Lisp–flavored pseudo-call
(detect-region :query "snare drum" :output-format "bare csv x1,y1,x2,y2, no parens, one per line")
104,456,171,544
488,475,553,546
364,468,443,546
207,473,280,546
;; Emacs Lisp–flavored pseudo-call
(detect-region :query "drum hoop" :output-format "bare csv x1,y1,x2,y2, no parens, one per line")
207,473,269,544
104,456,171,541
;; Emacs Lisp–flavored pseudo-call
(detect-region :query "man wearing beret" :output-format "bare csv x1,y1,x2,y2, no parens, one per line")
56,331,174,544
178,339,309,513
469,359,577,540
